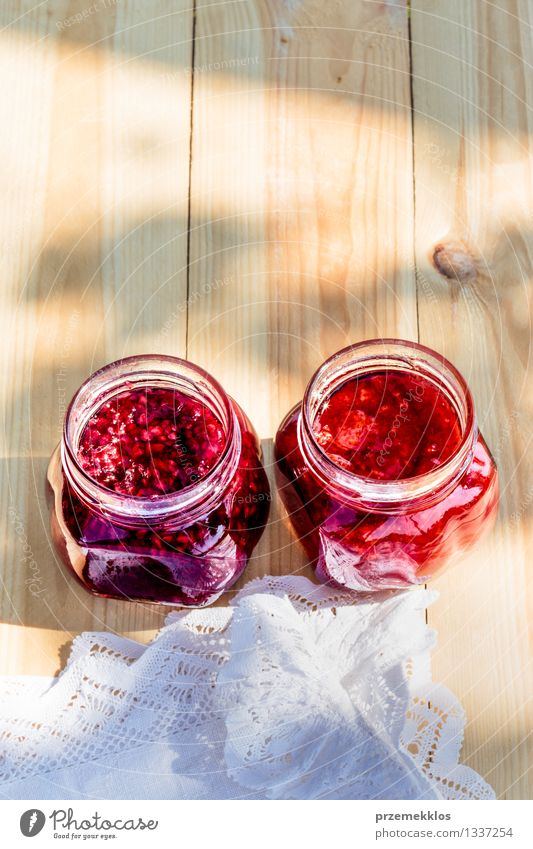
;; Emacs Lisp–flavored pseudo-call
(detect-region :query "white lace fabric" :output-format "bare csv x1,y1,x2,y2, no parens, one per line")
0,577,494,800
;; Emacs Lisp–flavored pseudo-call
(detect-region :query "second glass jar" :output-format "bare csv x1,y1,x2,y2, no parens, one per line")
274,339,498,591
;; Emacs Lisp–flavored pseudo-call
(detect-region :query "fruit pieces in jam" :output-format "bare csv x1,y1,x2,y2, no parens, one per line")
312,370,463,481
77,386,226,496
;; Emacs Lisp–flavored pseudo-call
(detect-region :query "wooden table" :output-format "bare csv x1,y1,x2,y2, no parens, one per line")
0,0,531,799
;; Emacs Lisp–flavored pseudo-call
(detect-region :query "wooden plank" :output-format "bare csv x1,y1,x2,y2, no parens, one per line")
411,0,533,799
188,0,417,596
0,1,194,674
0,0,529,802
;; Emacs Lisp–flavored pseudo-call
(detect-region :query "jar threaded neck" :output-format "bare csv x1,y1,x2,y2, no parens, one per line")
61,355,241,527
298,339,477,513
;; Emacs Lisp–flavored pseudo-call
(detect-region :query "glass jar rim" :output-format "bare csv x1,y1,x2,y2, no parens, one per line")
299,338,477,511
61,354,241,525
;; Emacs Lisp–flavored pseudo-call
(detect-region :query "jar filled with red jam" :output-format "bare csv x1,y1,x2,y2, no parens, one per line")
48,355,270,606
274,340,498,591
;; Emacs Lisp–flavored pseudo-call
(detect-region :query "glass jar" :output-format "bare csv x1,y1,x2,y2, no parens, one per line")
274,339,498,591
48,355,270,607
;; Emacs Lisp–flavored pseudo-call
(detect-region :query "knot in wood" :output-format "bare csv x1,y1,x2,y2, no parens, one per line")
432,241,477,283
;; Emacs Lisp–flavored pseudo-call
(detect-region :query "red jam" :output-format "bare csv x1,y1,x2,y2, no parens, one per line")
275,345,498,591
312,371,462,480
48,358,270,607
78,386,225,496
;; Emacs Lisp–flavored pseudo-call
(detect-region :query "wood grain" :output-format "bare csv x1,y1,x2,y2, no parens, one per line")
411,0,533,799
188,0,417,595
0,1,195,673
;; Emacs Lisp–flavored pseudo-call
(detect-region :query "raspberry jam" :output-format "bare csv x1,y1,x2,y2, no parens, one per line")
274,340,498,591
48,356,270,607
312,371,463,480
77,387,225,496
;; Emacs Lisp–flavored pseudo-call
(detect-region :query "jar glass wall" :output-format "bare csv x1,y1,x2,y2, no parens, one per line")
274,339,498,591
48,355,270,606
